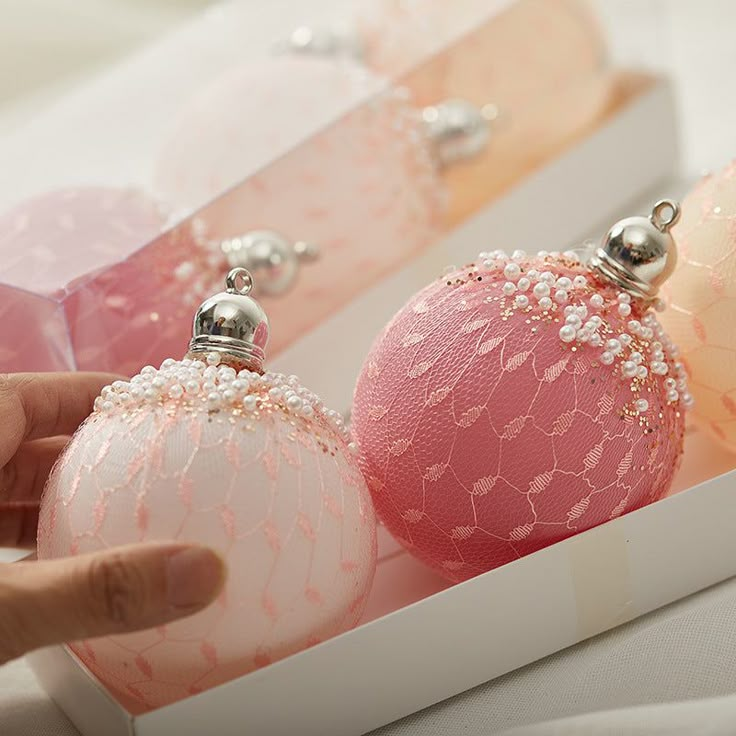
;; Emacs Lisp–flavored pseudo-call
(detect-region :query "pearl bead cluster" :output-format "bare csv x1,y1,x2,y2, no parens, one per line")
92,352,353,445
467,249,693,416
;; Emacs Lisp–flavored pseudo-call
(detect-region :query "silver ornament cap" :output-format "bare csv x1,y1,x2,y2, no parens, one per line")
188,268,269,372
219,230,319,297
590,199,681,299
423,99,499,168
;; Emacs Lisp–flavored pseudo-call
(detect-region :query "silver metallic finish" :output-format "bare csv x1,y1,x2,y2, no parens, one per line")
590,199,681,300
277,23,364,60
219,230,319,297
422,99,498,168
188,268,270,372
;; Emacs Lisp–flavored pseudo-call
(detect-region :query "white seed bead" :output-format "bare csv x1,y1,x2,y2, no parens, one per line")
638,366,649,379
512,249,526,261
202,381,216,393
144,388,158,402
576,330,589,343
630,351,643,365
589,334,602,347
533,282,550,299
619,333,632,347
667,389,679,402
606,339,622,355
575,305,588,319
635,399,649,413
651,362,669,375
565,314,582,326
682,392,695,408
573,275,588,288
268,387,283,401
301,403,314,417
665,378,677,390
554,289,568,304
517,277,531,292
503,262,521,280
515,294,530,308
654,298,666,312
622,361,638,378
628,320,641,333
503,282,516,296
169,384,184,399
538,297,553,310
161,358,176,369
130,387,144,400
141,365,156,376
559,325,576,343
600,351,614,365
231,379,248,392
618,303,632,317
206,352,221,366
589,293,604,309
207,392,221,406
564,306,576,316
287,395,303,410
243,395,258,411
222,389,235,403
563,250,580,262
101,400,115,413
185,380,200,394
118,393,131,403
527,270,539,280
618,292,632,304
555,277,572,290
540,271,555,284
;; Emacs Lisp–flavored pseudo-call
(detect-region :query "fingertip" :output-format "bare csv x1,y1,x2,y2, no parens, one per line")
165,545,228,614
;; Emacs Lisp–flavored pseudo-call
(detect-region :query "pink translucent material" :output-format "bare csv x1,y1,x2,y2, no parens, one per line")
661,161,736,452
0,187,168,372
38,364,377,711
357,0,613,223
353,256,685,582
156,57,443,357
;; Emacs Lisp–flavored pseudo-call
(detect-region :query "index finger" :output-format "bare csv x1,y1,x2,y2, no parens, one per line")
0,372,120,467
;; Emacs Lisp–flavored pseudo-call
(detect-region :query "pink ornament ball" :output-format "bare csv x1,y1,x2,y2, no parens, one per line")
352,252,687,582
38,357,377,710
660,161,736,452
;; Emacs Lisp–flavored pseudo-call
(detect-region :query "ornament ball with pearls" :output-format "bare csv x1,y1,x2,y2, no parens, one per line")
38,268,377,711
352,201,690,582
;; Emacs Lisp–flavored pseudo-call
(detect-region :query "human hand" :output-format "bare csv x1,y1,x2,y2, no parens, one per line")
0,373,226,665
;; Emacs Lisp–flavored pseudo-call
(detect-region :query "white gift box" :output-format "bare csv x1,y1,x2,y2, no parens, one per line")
8,0,722,731
26,67,729,736
28,427,736,736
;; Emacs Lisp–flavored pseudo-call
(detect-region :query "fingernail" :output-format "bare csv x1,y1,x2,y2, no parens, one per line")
166,547,227,611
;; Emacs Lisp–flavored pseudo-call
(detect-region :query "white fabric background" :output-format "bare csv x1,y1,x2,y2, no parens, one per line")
2,1,736,734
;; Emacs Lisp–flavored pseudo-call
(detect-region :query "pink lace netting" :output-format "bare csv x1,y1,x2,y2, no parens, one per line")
353,256,685,582
660,160,736,452
38,379,376,711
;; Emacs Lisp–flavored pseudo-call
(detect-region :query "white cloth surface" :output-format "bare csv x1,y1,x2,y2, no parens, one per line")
4,574,736,735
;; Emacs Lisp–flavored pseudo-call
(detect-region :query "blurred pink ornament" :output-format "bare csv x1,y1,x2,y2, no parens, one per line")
155,56,444,357
0,187,168,371
660,161,736,452
352,204,688,582
287,0,614,224
38,269,377,711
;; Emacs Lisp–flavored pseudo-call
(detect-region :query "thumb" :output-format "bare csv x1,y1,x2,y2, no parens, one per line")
0,543,227,664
